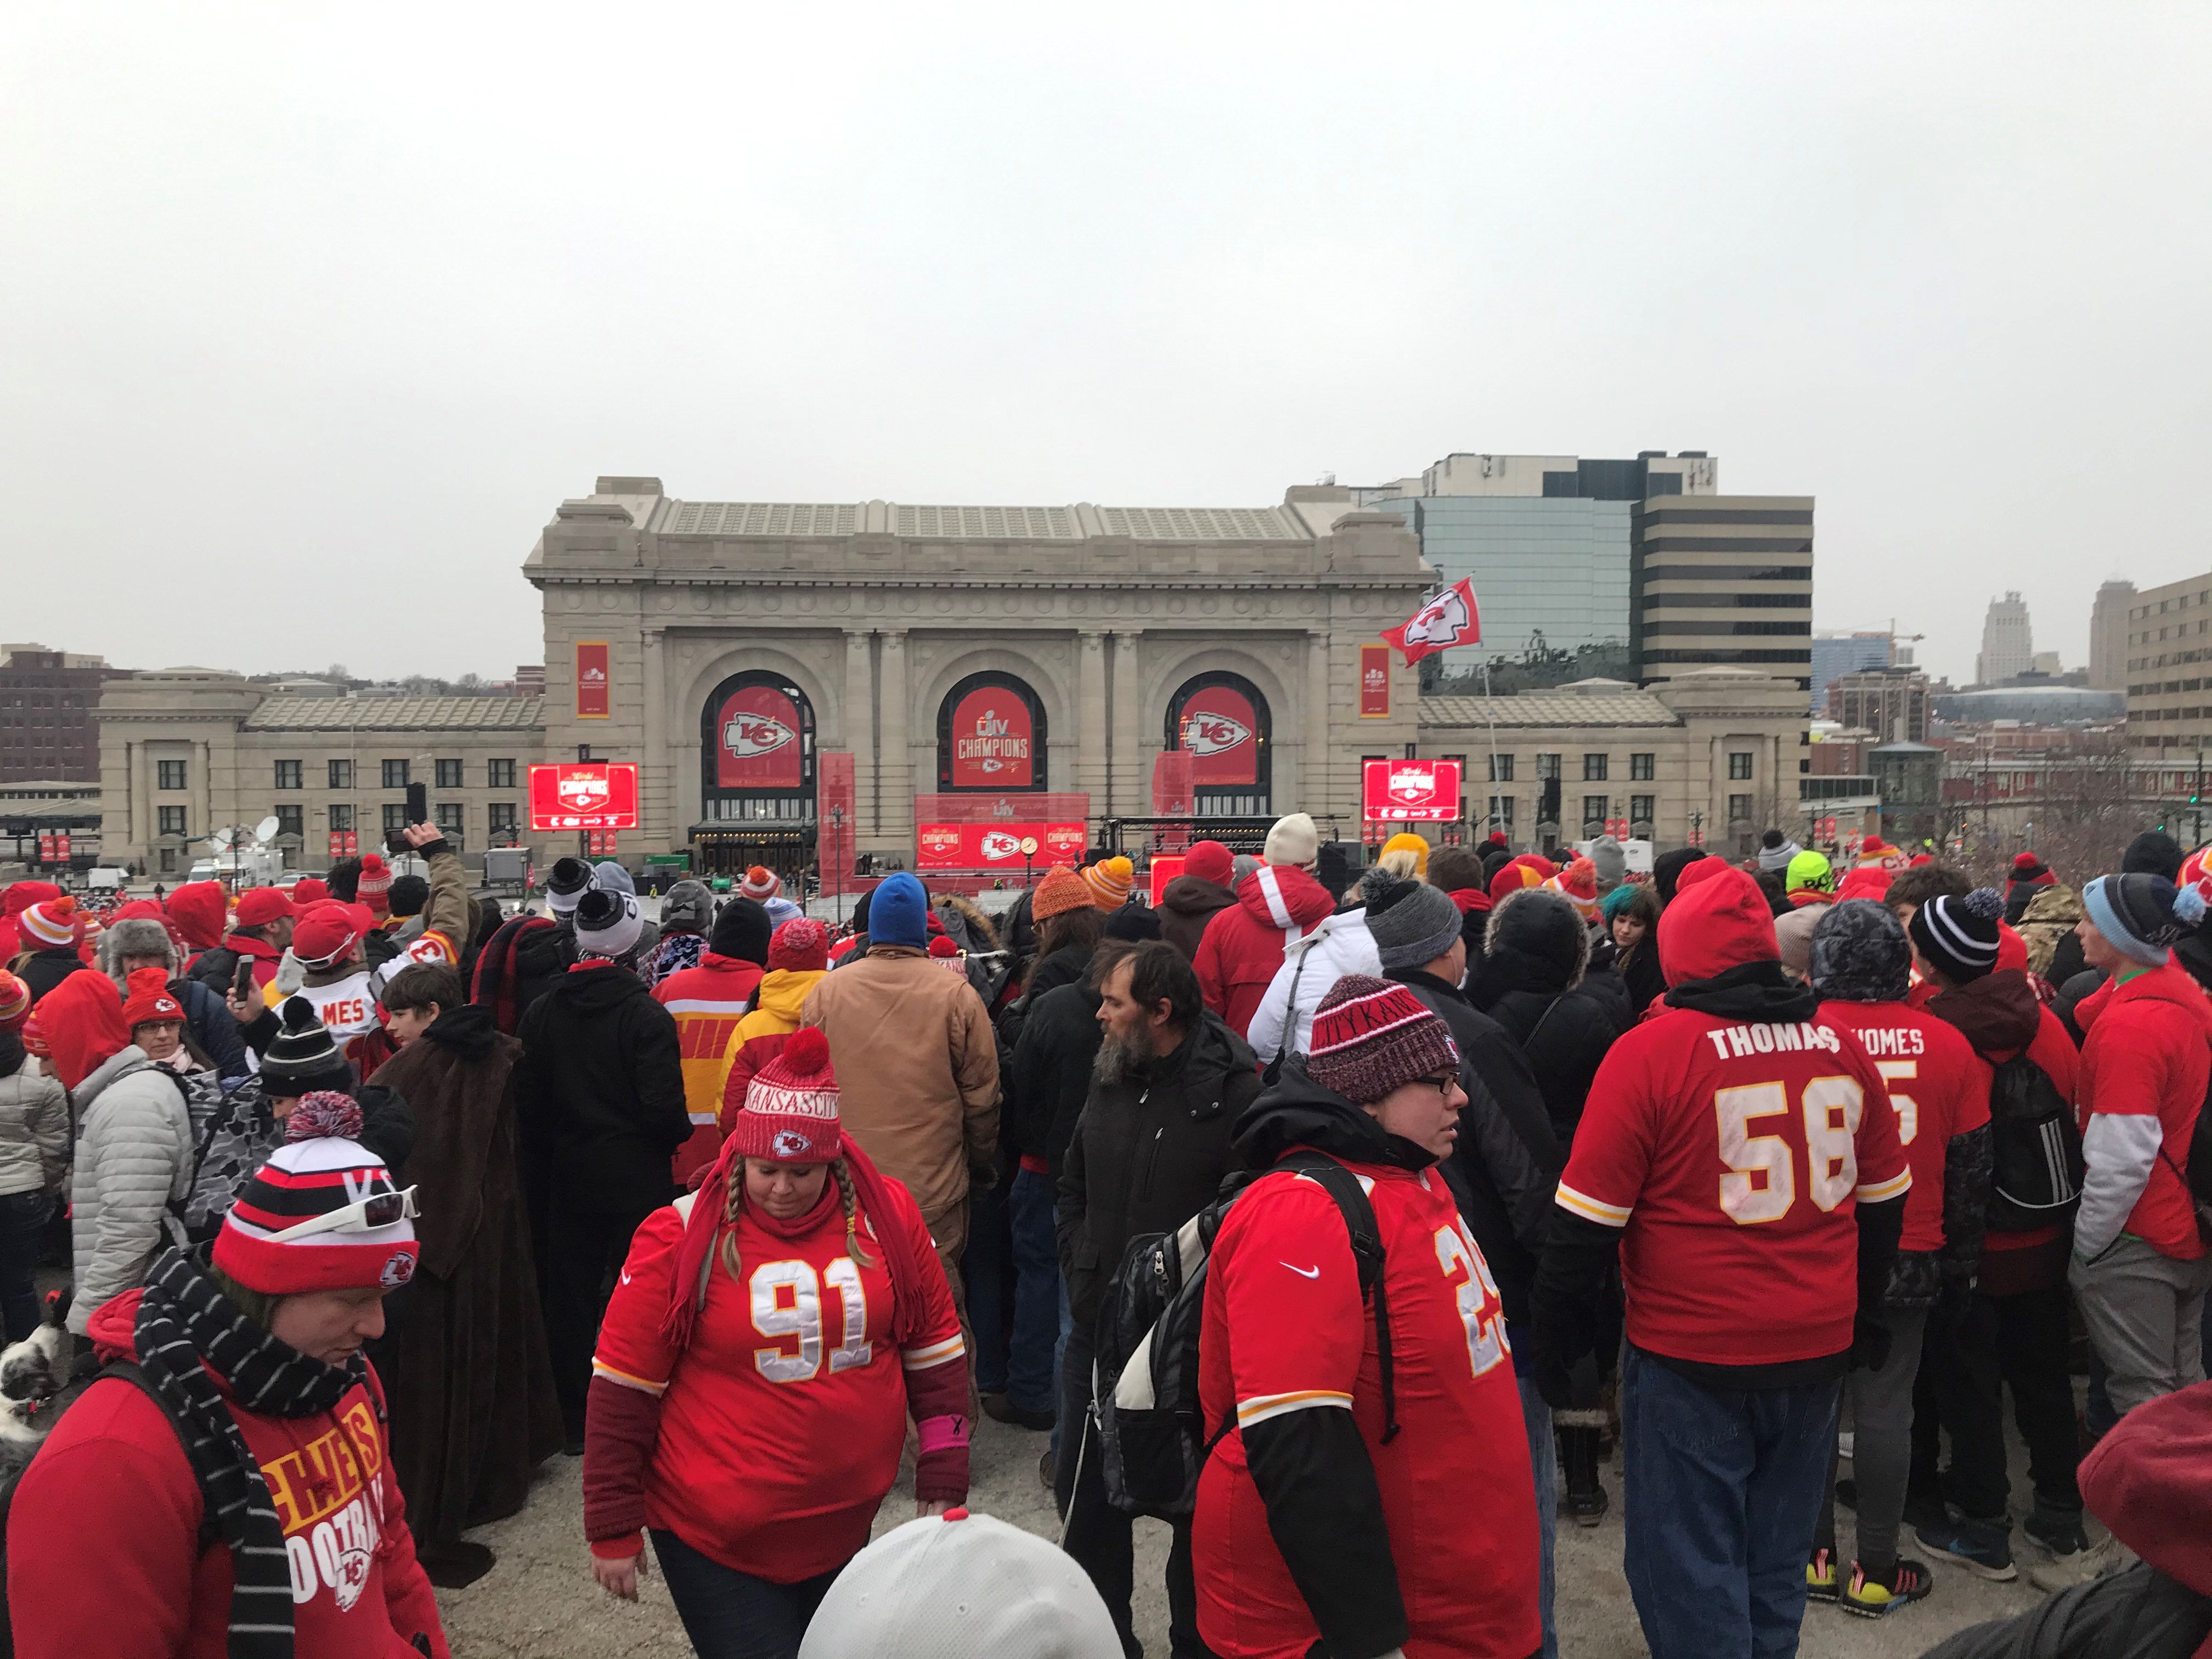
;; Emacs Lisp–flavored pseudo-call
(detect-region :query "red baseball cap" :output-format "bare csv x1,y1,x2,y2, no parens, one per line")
291,901,373,968
234,888,296,929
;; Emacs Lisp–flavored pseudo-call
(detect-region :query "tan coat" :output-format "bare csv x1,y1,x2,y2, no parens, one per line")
800,944,1000,1224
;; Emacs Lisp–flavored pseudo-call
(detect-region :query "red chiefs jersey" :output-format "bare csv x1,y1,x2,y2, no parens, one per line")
1557,1006,1911,1367
1817,1000,1991,1253
1195,1158,1540,1659
592,1180,962,1583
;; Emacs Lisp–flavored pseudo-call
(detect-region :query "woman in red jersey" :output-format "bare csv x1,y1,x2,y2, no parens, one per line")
582,1027,969,1659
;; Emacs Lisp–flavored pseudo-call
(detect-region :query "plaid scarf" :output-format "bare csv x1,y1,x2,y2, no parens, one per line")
134,1246,368,1659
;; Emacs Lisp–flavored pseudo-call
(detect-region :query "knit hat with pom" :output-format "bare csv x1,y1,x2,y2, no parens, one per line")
730,1026,842,1164
259,996,352,1096
120,967,184,1032
356,854,392,915
2083,873,2209,969
1082,856,1135,910
0,971,26,1028
544,856,593,917
18,896,80,950
1489,855,1554,902
768,917,831,973
575,886,644,962
2011,851,2055,889
1031,866,1094,923
215,1092,419,1295
1305,975,1460,1107
1545,857,1600,923
740,866,782,903
1909,887,2006,983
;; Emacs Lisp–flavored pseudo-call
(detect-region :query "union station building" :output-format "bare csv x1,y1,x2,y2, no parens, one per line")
95,476,1808,878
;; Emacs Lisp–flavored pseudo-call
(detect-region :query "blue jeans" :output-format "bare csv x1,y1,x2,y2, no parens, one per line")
1621,1345,1841,1659
1516,1368,1560,1659
0,1190,51,1345
962,1174,1014,1395
1007,1166,1064,1415
650,1528,843,1659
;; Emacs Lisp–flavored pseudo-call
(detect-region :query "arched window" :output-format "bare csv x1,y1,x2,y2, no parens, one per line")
1164,673,1271,817
936,673,1048,792
701,672,816,825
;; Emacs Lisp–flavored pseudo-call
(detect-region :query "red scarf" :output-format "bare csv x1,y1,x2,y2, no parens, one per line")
660,1134,929,1355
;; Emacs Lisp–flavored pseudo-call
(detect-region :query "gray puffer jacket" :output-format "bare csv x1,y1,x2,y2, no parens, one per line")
0,1065,69,1199
67,1046,191,1335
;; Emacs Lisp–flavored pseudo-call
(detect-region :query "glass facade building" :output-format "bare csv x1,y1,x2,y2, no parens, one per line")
1361,495,1633,670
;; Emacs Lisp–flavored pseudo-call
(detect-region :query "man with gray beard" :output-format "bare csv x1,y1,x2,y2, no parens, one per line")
1057,940,1260,1658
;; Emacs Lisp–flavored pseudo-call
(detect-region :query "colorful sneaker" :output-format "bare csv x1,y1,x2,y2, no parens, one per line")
1841,1558,1933,1618
1807,1548,1841,1604
1915,1516,2017,1582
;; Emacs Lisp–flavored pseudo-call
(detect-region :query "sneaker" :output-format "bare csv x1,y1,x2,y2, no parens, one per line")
1915,1516,2018,1582
2022,1508,2087,1559
1565,1481,1610,1528
2029,1531,2130,1594
1840,1558,1933,1618
1837,1429,1856,1461
1807,1548,1840,1604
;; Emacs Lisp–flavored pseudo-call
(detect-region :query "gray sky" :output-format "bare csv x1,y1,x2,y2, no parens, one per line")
5,3,2208,687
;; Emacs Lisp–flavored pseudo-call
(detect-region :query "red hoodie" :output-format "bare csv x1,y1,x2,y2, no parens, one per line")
0,881,60,963
4,1291,449,1659
2077,1379,2212,1651
165,882,229,964
1193,865,1334,1042
2074,958,2212,1261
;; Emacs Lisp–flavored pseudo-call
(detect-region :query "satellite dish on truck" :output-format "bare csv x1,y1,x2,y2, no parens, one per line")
253,815,281,845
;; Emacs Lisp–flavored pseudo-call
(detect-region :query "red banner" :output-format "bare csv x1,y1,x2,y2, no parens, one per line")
37,834,55,864
56,833,69,862
948,686,1035,788
715,685,805,789
1359,645,1391,718
1152,750,1193,815
914,822,1086,871
575,641,610,719
1177,686,1259,787
528,762,641,830
1362,759,1463,823
817,752,857,894
588,830,619,856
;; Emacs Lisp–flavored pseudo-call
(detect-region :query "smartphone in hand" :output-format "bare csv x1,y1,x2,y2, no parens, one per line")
233,956,256,1000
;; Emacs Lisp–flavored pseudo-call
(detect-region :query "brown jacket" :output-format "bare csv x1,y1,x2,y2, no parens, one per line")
801,944,1000,1222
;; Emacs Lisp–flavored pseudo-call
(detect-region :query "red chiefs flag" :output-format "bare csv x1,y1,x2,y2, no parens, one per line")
1383,577,1482,664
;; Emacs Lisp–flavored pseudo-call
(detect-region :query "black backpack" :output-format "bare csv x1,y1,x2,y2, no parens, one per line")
1985,1053,2086,1233
1090,1149,1393,1520
0,1363,219,1658
2158,1058,2212,1242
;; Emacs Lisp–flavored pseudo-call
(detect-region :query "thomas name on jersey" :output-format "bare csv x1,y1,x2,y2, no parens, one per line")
1697,1020,1844,1060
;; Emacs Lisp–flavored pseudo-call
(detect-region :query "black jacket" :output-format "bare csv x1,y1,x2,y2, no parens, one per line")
512,961,689,1216
16,947,86,1006
1055,1011,1259,1333
1386,968,1561,1327
1005,980,1103,1175
1471,977,1628,1147
1918,1560,2210,1659
172,975,247,1080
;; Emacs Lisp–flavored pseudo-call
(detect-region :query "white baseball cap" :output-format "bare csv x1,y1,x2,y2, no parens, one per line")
798,1509,1124,1659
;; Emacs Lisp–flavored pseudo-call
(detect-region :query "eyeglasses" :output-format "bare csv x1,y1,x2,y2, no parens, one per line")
268,1184,419,1243
1415,1074,1459,1097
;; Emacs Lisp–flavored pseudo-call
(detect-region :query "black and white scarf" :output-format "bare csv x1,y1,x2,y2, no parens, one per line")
133,1246,368,1659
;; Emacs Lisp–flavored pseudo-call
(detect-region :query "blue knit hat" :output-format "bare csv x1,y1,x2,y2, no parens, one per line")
2083,873,2207,967
869,872,929,950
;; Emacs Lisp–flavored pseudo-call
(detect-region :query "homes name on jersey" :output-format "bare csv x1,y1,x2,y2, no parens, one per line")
1849,1026,1927,1058
1701,1020,1844,1060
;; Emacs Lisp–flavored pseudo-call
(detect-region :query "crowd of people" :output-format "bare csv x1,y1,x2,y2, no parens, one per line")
1,811,2210,1659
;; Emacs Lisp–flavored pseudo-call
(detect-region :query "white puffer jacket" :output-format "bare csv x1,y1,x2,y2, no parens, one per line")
1247,906,1382,1064
0,1063,68,1199
67,1046,191,1335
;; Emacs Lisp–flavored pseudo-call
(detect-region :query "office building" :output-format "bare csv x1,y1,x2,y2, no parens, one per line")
2121,568,2212,760
1811,631,1893,714
1976,592,2035,685
1631,495,1814,689
2090,580,2135,691
1827,667,1929,743
1,644,119,785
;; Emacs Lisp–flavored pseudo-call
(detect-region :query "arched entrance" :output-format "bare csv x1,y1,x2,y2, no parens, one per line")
697,672,816,879
936,672,1048,792
1165,673,1271,817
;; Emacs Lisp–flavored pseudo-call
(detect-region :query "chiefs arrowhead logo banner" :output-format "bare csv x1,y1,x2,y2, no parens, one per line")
915,822,1087,871
716,686,806,788
1383,577,1482,664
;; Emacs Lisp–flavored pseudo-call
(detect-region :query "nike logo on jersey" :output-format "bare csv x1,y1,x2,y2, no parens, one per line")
619,1271,634,1286
1280,1262,1321,1279
1701,1020,1844,1060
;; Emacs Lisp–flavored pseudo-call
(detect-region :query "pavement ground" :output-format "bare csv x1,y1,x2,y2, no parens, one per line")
435,1409,2080,1658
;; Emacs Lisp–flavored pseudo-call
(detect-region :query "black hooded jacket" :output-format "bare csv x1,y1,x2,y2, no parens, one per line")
512,961,689,1216
1005,978,1104,1177
1054,1011,1259,1332
1467,888,1629,1144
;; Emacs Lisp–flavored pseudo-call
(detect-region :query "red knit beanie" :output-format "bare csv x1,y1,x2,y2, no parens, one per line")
356,854,392,915
1184,840,1235,887
768,917,831,973
120,967,184,1032
1305,975,1460,1106
729,1028,842,1165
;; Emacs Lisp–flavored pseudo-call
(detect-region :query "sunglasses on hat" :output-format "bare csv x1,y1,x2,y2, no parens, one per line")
269,1184,419,1242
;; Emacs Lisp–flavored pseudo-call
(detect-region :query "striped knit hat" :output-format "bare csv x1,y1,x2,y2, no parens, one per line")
355,854,392,915
0,971,28,1026
1082,856,1135,910
213,1092,419,1294
1908,888,2005,983
1305,975,1459,1105
18,896,79,950
729,1026,842,1164
1546,856,1600,923
740,866,782,902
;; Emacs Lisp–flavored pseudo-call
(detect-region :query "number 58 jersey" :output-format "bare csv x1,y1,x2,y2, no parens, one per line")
1556,1008,1910,1368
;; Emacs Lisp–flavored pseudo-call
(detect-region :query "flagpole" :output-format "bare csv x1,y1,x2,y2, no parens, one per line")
1479,654,1504,847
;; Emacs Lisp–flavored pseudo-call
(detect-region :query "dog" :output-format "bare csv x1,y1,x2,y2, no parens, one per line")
0,1289,78,1482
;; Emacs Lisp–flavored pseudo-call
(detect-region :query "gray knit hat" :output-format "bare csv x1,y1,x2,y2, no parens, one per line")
1588,835,1628,895
660,879,713,935
575,887,645,962
261,997,352,1095
1364,879,1465,971
1808,899,1911,1003
545,856,592,916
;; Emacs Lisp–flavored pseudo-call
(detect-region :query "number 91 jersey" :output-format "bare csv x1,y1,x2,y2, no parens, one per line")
1556,1009,1910,1369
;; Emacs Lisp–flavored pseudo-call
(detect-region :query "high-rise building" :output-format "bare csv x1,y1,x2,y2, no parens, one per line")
2090,580,2135,691
1827,667,1929,743
1631,495,1814,690
2121,569,2212,764
0,644,118,785
1976,592,2034,684
1811,631,1893,714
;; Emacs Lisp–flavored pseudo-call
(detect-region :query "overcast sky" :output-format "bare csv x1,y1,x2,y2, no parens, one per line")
5,3,2208,687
